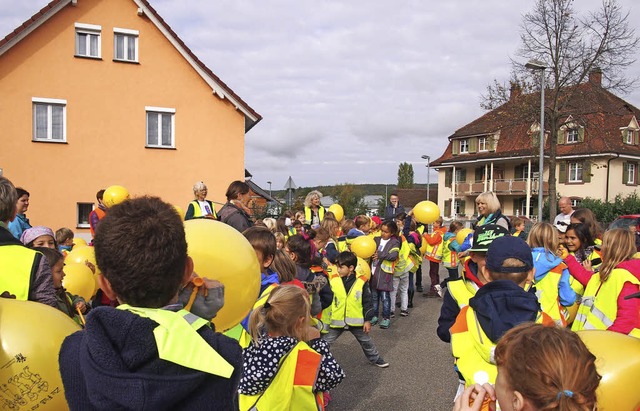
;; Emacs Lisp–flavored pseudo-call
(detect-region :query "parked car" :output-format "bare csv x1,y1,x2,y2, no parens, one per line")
608,215,640,231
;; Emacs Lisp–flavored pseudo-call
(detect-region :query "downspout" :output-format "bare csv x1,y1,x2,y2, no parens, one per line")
606,154,619,202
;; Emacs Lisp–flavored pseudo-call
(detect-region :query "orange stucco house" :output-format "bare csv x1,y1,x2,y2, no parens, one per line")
0,0,261,237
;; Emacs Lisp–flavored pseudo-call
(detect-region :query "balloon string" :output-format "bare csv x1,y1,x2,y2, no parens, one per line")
76,307,86,326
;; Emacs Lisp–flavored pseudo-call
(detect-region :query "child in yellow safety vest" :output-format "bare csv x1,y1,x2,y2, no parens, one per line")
423,216,447,297
239,285,345,410
442,221,463,289
392,213,422,316
450,236,554,395
322,251,389,368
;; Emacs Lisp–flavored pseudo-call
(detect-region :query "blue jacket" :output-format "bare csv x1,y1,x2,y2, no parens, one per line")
59,306,242,411
7,214,31,239
240,269,280,330
531,247,576,307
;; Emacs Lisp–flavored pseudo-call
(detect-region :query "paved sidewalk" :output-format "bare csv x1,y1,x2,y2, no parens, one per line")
327,266,458,410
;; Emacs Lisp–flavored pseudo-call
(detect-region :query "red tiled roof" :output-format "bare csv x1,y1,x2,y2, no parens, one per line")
0,0,262,128
431,79,640,166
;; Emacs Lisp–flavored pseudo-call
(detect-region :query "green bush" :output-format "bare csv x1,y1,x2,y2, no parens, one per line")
578,192,640,225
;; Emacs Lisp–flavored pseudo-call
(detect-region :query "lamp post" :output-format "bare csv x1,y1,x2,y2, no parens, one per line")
421,155,431,201
267,181,272,199
525,59,547,221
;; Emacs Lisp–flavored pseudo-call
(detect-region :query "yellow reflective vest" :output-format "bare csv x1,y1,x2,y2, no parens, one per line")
394,235,421,276
441,236,458,268
533,262,571,326
447,278,479,309
117,305,234,377
572,267,640,338
0,245,40,300
239,341,324,411
423,228,446,263
451,305,554,387
225,283,278,348
304,206,325,225
189,200,217,219
328,273,366,328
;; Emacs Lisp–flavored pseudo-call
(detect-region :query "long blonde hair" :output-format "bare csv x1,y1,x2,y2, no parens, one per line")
248,285,310,344
527,222,559,257
599,228,636,282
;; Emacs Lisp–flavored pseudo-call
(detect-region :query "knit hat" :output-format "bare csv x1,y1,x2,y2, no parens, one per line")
485,236,534,273
467,224,510,252
20,226,55,246
371,216,382,226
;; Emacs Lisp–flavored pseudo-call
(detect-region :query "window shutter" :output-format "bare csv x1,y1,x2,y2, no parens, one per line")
444,200,451,217
557,129,565,145
623,162,629,184
475,167,483,182
578,127,585,143
622,129,627,144
460,169,467,183
559,162,567,183
635,130,639,145
452,140,459,155
583,161,591,183
635,162,639,185
469,138,477,153
488,136,495,151
445,169,452,186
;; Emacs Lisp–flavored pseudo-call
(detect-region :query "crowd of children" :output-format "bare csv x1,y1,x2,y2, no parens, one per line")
2,176,640,410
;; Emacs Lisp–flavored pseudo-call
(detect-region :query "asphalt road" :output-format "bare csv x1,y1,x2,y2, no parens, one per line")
327,266,458,411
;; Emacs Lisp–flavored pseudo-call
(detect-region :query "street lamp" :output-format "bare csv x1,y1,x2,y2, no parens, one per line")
525,59,547,221
267,181,272,199
421,155,431,201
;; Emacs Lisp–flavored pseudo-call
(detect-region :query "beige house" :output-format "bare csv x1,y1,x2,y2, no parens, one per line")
431,71,640,220
0,0,260,235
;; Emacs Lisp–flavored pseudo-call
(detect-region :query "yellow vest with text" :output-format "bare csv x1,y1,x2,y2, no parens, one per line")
239,341,324,411
189,200,218,219
117,305,234,377
304,207,325,225
451,305,554,386
329,273,366,328
0,245,40,300
533,262,569,326
571,267,640,338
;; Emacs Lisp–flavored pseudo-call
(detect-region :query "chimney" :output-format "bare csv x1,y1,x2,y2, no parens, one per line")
589,68,602,87
509,82,522,101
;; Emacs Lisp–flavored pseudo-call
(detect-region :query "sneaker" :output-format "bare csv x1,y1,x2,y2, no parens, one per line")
370,316,378,326
400,310,409,317
435,284,444,298
379,319,390,329
390,312,395,319
416,286,424,292
373,357,389,368
408,302,414,308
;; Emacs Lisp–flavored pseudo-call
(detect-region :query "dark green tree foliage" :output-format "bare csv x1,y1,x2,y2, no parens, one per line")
331,184,368,219
578,192,640,226
397,162,414,188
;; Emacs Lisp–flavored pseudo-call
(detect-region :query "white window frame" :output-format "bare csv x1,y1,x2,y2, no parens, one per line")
568,162,583,183
459,139,469,153
32,97,67,142
113,28,139,62
478,136,487,151
75,23,101,58
566,128,579,143
625,129,635,145
453,200,462,215
570,198,582,208
145,106,175,148
627,163,637,185
77,202,93,228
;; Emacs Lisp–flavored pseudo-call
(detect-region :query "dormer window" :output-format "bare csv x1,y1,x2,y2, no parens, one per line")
459,139,469,153
624,129,638,145
478,137,487,151
566,128,579,143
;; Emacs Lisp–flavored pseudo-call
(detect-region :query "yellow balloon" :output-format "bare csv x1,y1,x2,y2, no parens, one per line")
355,257,371,281
65,245,97,268
103,185,130,208
577,330,640,410
413,201,440,225
351,236,377,259
327,204,344,222
564,302,579,325
174,205,185,221
184,219,261,332
73,237,88,247
63,263,96,301
0,299,80,410
456,228,473,245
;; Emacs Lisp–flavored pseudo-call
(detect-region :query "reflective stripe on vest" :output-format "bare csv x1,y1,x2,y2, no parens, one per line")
571,267,640,337
117,304,234,377
190,200,217,219
329,274,366,328
447,279,478,309
304,206,325,225
0,245,39,300
533,262,567,326
442,237,457,268
239,341,324,411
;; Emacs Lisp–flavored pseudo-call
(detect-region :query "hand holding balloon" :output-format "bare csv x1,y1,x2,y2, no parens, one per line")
179,273,225,321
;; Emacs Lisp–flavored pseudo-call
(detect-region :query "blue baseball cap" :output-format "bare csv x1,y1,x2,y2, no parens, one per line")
485,236,533,273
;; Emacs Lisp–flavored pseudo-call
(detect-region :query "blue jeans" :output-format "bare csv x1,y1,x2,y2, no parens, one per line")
322,326,381,362
371,288,391,319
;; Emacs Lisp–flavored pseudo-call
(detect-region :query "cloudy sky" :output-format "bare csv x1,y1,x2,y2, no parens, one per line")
2,0,640,191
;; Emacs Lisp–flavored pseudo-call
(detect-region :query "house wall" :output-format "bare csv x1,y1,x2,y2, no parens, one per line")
0,0,247,234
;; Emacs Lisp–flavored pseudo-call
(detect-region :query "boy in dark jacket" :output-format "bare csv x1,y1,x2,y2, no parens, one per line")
59,197,242,410
322,251,389,367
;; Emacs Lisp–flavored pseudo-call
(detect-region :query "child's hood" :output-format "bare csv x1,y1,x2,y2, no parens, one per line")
531,247,563,281
443,232,456,241
66,307,233,410
469,280,540,343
